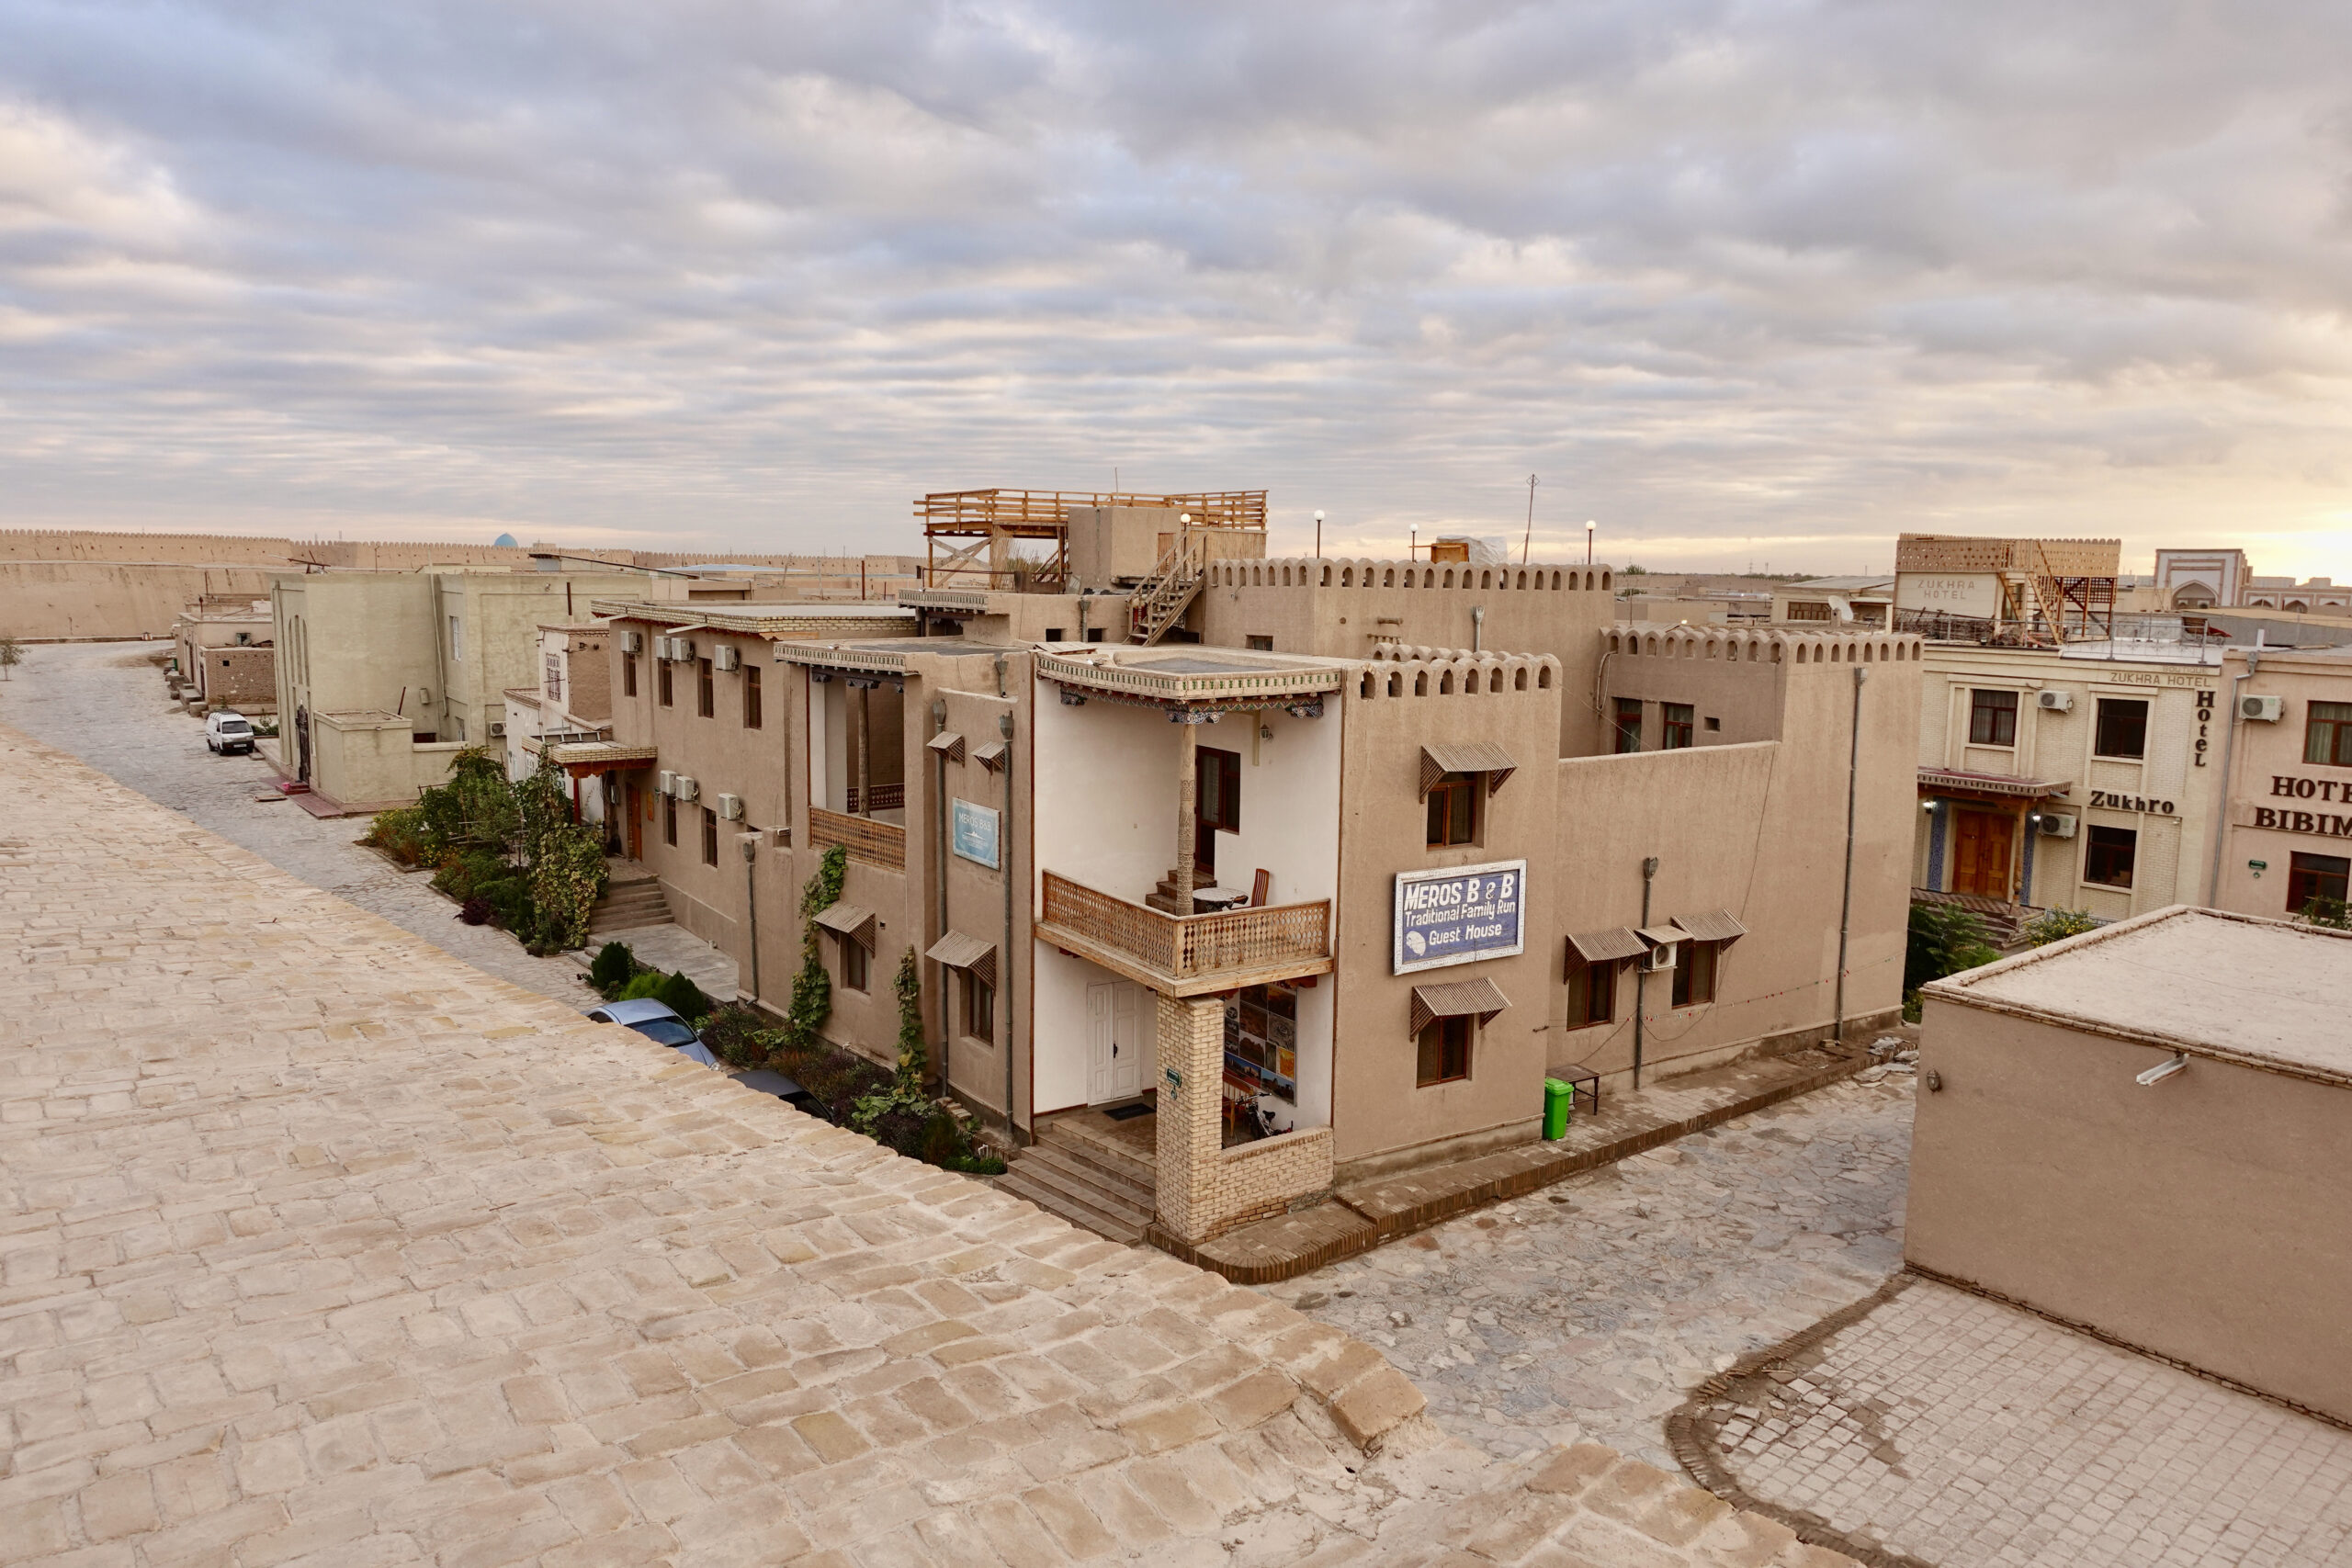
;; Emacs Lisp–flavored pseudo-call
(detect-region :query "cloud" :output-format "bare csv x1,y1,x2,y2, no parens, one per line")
0,0,2347,570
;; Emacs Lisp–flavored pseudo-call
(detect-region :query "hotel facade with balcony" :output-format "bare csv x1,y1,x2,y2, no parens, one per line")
582,500,1919,1252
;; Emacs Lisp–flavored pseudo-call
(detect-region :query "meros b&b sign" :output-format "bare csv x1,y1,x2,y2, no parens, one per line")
1394,860,1527,975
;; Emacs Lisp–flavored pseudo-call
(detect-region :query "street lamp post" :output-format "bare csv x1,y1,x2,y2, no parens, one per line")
1315,510,1324,559
1409,522,1419,561
1586,520,1596,566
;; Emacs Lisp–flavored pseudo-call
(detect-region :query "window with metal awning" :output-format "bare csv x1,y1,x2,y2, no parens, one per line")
924,930,996,987
811,902,877,951
1408,975,1511,1034
1418,741,1518,799
1565,926,1645,970
1669,909,1748,944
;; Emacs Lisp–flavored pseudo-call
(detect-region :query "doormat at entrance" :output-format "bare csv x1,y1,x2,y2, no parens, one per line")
1103,1104,1152,1122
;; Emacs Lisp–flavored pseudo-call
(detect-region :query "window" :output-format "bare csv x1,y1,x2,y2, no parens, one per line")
1671,941,1719,1007
1246,635,1273,651
842,938,869,992
663,793,677,846
2306,702,2352,767
448,616,463,661
963,971,994,1043
1969,689,2018,747
1085,627,1104,643
1662,703,1695,750
701,807,718,866
1704,716,1721,732
659,660,673,707
696,659,715,718
623,655,637,698
1426,771,1480,847
1613,697,1643,754
1416,1015,1472,1086
545,652,563,704
1785,602,1831,621
2083,825,2137,888
2094,698,2148,759
743,665,763,729
1566,961,1614,1026
2288,852,2349,915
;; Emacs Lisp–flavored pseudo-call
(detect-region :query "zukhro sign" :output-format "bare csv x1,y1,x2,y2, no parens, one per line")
1393,859,1527,975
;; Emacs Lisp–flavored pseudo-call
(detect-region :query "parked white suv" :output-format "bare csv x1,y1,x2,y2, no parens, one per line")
205,711,256,755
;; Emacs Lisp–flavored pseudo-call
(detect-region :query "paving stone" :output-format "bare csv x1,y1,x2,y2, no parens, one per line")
0,709,1849,1566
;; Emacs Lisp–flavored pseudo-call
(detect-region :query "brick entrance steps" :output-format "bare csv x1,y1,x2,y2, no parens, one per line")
588,871,671,937
998,1107,1158,1244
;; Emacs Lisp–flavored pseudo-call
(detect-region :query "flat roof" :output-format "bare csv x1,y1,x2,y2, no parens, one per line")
589,599,918,634
1931,907,2352,1087
1036,644,1349,707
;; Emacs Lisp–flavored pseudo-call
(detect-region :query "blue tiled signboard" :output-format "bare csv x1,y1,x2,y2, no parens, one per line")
1392,859,1527,975
952,798,1000,868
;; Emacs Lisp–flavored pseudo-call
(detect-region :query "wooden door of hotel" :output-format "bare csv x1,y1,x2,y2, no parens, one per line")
1951,809,2014,899
625,784,643,861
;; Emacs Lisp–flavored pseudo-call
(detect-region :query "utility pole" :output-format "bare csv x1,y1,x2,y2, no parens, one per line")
1522,476,1537,565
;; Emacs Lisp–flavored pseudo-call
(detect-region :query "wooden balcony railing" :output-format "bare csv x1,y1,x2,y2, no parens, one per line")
843,783,904,815
809,806,906,871
1039,871,1331,994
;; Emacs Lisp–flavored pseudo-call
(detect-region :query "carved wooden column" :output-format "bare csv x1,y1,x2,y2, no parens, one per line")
1174,712,1198,907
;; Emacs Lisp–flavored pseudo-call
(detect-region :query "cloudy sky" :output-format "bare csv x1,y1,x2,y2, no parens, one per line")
3,1,2348,572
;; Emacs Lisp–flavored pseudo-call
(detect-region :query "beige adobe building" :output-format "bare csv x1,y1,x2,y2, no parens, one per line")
582,497,1922,1253
1893,533,2121,643
2201,643,2352,920
1912,640,2222,919
502,621,623,827
1770,576,1892,627
168,594,276,714
269,569,684,811
1908,906,2352,1426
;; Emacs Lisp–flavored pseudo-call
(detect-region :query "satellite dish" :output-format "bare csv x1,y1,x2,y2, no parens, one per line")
492,532,519,548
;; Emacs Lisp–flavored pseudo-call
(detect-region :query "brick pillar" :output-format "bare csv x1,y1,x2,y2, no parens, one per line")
1153,992,1226,1245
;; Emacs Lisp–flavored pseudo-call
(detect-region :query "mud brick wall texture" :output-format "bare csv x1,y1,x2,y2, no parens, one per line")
0,721,1854,1567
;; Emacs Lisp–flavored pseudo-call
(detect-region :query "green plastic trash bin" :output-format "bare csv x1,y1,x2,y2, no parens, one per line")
1543,1077,1573,1140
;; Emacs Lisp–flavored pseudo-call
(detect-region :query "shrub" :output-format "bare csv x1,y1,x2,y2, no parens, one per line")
616,971,668,1003
590,942,636,995
431,848,504,902
457,896,493,926
2019,908,2099,947
699,1003,777,1069
1903,902,1999,1020
364,806,434,866
2302,894,2351,931
528,819,608,952
655,970,711,1023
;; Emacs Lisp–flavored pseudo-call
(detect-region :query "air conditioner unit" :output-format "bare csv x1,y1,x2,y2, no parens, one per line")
714,646,740,673
674,775,699,804
2036,690,2074,712
1641,942,1679,974
717,793,744,820
488,721,505,739
620,630,642,655
673,637,695,663
2037,813,2077,839
657,770,676,796
2241,694,2284,722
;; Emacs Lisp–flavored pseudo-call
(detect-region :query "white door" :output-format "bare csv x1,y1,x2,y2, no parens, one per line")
1089,981,1145,1104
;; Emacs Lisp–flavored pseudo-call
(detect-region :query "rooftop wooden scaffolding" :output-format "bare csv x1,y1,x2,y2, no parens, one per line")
918,488,1268,591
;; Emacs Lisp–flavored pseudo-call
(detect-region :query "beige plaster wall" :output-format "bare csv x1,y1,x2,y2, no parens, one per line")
272,575,440,772
2,560,279,641
1328,652,1565,1178
1906,994,2352,1425
1195,558,1615,755
1563,628,1918,1089
311,714,460,808
2205,648,2352,918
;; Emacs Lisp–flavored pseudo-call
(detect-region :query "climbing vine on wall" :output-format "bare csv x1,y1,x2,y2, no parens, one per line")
786,845,848,1049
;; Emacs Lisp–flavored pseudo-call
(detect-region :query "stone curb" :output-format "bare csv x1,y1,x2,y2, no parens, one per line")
1154,1039,1880,1285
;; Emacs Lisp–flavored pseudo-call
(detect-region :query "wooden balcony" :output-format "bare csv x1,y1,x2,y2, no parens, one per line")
809,807,905,872
1038,871,1332,997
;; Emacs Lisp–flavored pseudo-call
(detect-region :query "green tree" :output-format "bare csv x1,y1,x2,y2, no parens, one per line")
2301,894,2351,931
0,636,21,681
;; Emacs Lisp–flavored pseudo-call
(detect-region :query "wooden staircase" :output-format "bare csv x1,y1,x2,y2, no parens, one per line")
1126,536,1205,645
998,1111,1158,1244
588,868,672,938
1145,866,1193,916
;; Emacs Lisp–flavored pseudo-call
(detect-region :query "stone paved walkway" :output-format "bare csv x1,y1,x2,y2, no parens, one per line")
0,720,1853,1568
1266,1077,1914,1473
0,641,611,1007
1679,1276,2352,1568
